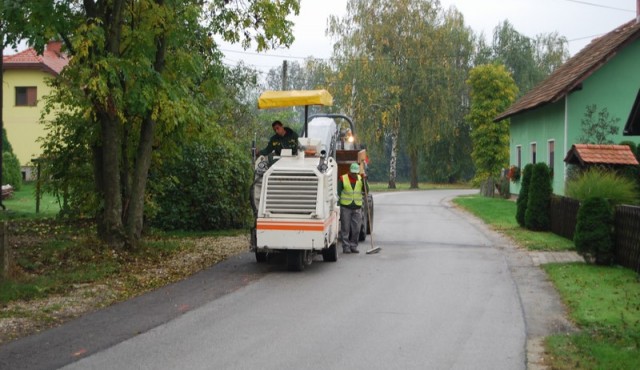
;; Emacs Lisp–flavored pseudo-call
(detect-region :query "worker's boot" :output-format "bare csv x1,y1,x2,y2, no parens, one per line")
350,247,360,254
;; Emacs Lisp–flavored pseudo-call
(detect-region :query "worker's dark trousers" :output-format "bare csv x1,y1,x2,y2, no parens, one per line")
340,206,362,251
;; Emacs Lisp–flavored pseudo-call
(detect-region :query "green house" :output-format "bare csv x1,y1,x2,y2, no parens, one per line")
496,19,640,195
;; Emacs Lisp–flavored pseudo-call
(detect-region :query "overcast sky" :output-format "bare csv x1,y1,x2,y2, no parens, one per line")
4,1,636,76
220,0,638,75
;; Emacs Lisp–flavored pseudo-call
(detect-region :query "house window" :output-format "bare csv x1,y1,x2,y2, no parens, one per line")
516,145,522,169
623,88,640,135
531,143,537,164
15,86,37,106
548,140,555,172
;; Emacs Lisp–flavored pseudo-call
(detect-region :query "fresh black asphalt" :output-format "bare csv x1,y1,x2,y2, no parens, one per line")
0,252,270,370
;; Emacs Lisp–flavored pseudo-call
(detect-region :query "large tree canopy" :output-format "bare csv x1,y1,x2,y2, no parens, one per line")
328,0,475,188
475,20,569,96
6,0,300,248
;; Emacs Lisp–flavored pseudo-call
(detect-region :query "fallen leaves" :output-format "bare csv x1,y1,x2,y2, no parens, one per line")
0,231,250,344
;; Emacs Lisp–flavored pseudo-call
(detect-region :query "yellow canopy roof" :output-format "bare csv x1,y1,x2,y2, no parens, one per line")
258,90,333,109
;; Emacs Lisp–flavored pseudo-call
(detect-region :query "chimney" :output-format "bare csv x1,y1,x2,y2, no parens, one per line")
45,40,62,55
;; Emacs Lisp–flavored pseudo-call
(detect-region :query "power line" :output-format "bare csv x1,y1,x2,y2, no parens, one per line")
560,0,635,12
567,33,604,42
220,48,310,60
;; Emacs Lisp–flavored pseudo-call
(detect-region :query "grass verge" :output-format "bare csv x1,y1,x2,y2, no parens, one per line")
543,264,640,369
452,194,574,251
454,194,639,368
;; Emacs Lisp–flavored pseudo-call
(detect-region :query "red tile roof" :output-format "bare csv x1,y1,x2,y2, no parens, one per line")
564,144,639,166
2,41,69,75
495,19,640,122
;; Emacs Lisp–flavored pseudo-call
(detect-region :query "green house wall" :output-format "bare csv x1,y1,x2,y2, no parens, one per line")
509,38,640,196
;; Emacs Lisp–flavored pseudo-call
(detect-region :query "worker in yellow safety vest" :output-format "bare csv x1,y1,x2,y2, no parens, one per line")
338,162,368,254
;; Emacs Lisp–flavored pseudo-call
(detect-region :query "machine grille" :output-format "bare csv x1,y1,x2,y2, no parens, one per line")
264,169,319,215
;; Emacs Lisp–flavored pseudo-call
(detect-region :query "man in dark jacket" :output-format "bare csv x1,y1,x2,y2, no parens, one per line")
259,120,299,156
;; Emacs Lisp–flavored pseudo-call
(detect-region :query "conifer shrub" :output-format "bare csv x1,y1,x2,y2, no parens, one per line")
2,150,22,191
2,127,13,153
516,163,533,227
2,128,22,190
574,197,614,265
525,162,552,231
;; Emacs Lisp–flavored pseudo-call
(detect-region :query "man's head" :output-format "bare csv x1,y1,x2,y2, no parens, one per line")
272,120,286,137
350,162,360,174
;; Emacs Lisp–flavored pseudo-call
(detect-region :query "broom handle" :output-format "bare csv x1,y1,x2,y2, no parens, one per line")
363,177,375,249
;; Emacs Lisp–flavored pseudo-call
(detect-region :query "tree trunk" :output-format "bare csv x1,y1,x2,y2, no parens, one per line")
121,123,131,220
388,127,398,189
480,177,496,197
125,28,166,246
1,45,5,211
92,0,127,248
409,150,419,189
125,116,156,244
97,110,125,247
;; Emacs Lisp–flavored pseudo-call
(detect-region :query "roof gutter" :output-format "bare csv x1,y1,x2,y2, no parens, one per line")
2,63,58,76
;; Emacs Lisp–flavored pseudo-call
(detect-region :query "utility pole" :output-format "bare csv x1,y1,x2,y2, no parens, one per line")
281,60,288,91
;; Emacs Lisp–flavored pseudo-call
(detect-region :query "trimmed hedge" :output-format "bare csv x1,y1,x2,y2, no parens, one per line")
525,162,552,231
151,137,252,231
2,128,13,153
2,151,22,191
516,163,533,227
574,197,614,265
2,128,22,190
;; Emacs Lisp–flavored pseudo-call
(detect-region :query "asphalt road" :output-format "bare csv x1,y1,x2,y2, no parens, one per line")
1,189,574,370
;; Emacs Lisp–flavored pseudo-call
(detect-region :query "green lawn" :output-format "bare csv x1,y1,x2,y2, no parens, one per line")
544,264,640,369
453,195,574,251
1,182,60,219
454,194,639,369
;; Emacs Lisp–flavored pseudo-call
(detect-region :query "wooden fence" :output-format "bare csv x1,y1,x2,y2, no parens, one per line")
549,195,580,240
614,205,640,273
549,195,640,273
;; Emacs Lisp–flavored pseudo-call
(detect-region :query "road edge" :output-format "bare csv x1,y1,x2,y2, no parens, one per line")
444,196,578,370
0,252,268,370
